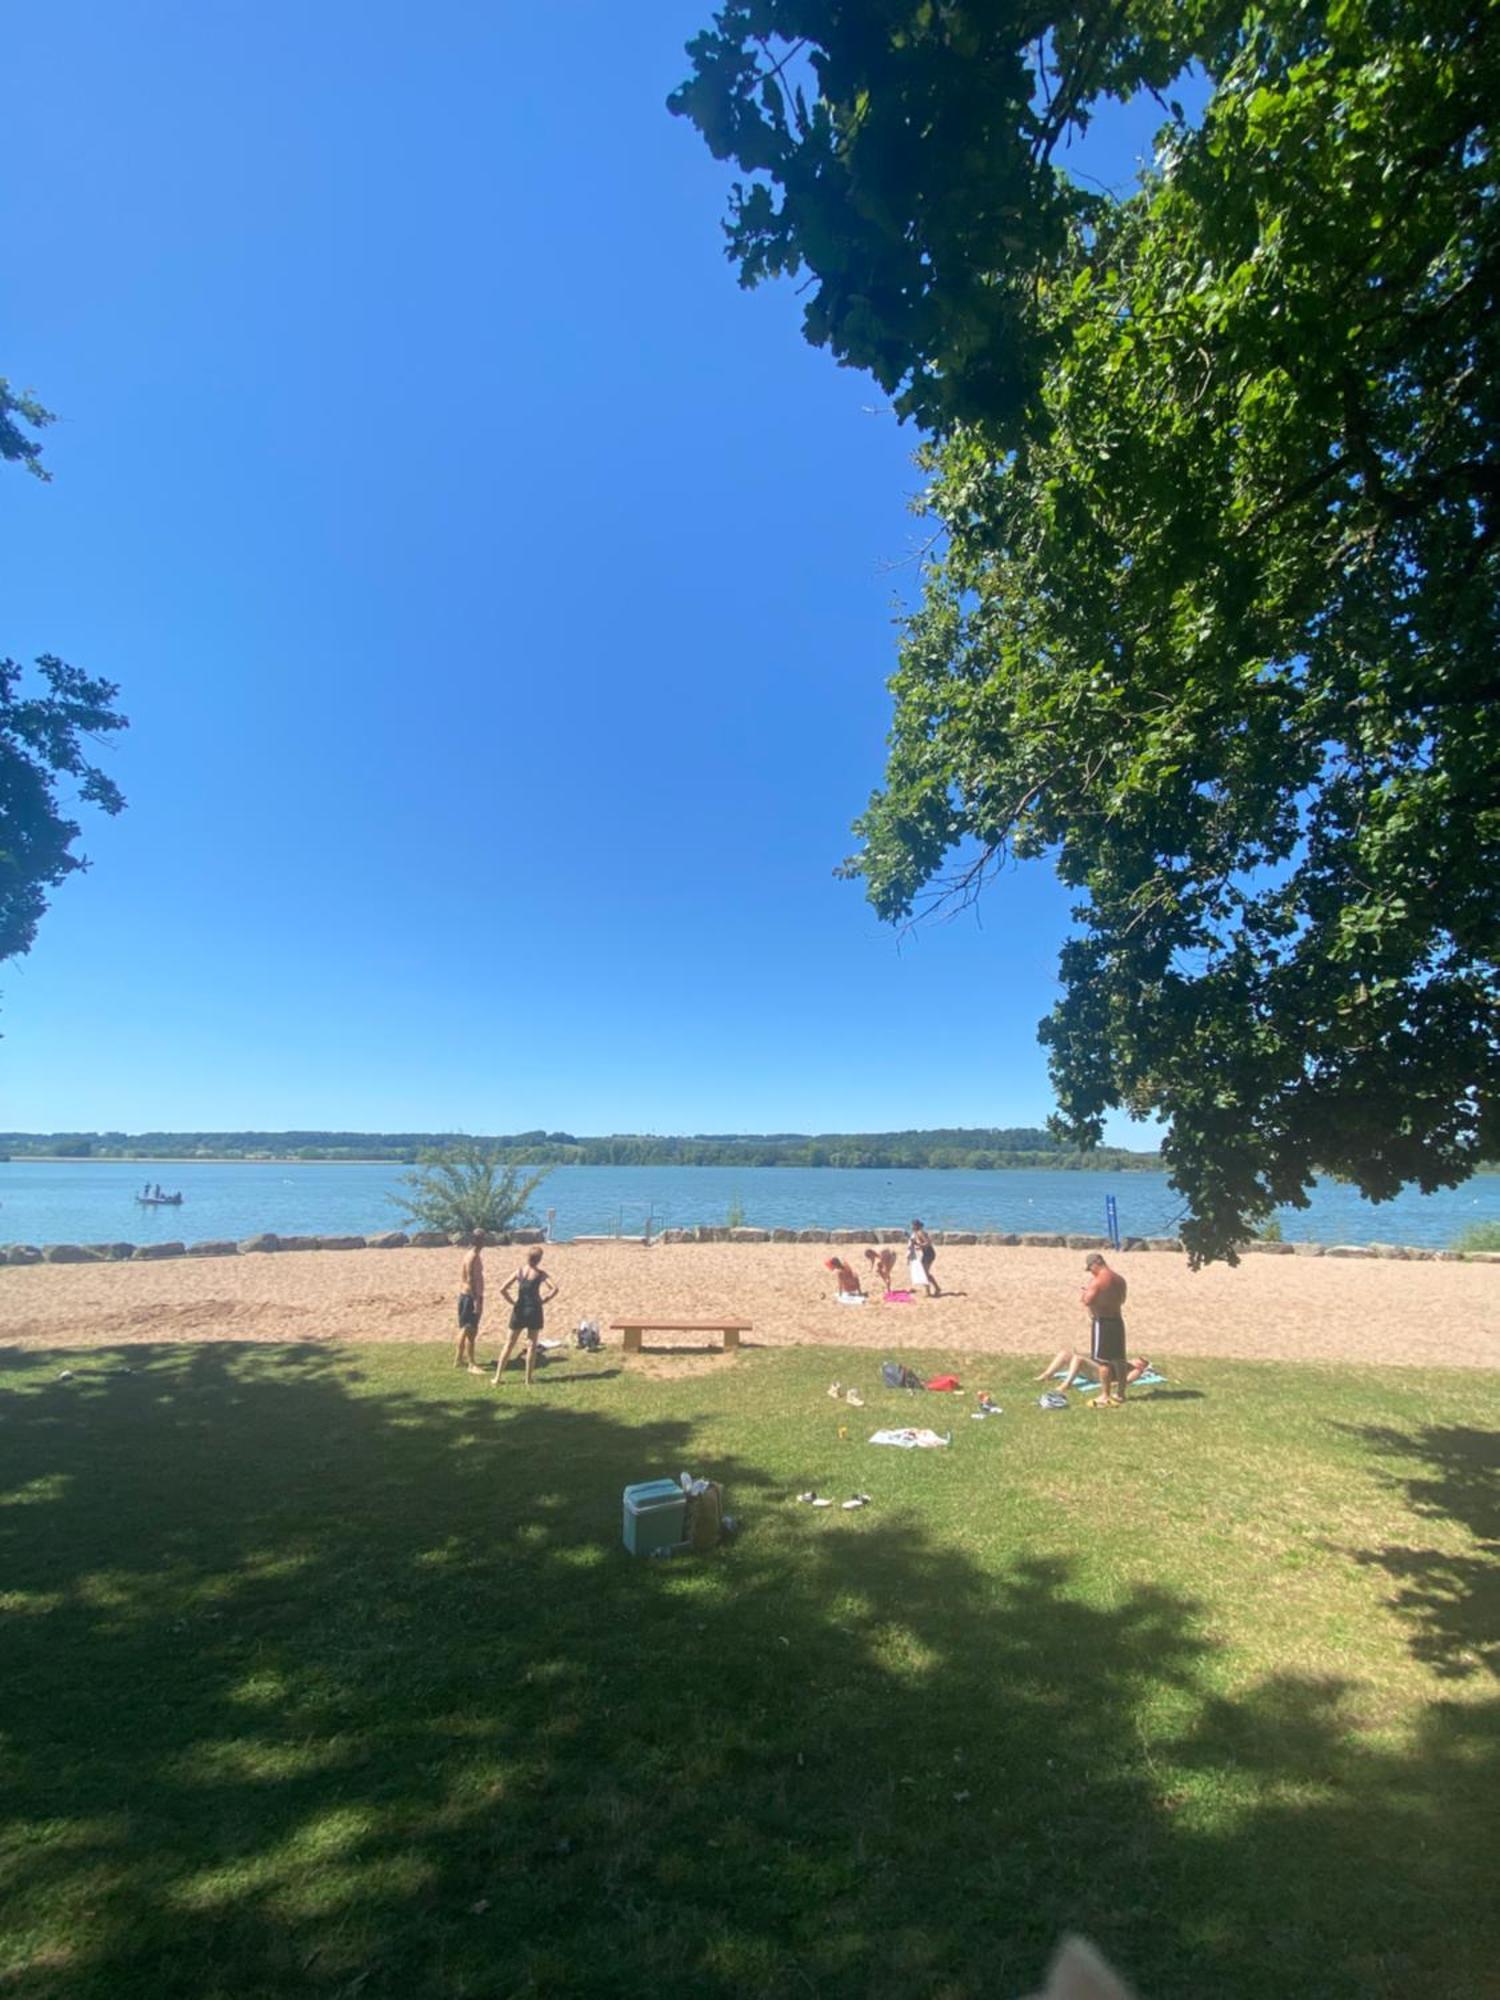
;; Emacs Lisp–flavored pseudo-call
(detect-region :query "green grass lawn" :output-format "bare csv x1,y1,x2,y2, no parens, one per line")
1,1342,1495,1999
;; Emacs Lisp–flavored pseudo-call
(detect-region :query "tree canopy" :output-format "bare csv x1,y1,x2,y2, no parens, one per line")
672,0,1500,1261
1,658,128,970
1,386,127,979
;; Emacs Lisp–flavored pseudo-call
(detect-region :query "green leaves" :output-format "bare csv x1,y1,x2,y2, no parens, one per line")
679,0,1500,1261
1,655,129,970
391,1148,553,1238
0,379,54,480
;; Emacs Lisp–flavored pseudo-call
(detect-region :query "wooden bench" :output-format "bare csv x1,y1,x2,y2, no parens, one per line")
610,1318,751,1356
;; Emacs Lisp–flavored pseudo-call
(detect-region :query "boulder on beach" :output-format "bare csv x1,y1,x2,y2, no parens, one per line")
187,1241,238,1257
42,1244,97,1263
238,1234,281,1254
364,1231,409,1249
133,1242,187,1260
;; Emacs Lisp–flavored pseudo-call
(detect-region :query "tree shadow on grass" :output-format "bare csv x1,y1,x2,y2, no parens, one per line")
1332,1421,1499,1681
0,1347,1494,1999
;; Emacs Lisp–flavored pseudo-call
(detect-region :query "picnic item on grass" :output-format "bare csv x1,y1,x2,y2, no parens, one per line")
868,1427,951,1449
881,1362,926,1391
926,1374,962,1392
1038,1393,1070,1411
623,1479,688,1556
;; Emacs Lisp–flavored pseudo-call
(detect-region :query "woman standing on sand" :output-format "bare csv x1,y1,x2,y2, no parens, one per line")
908,1220,941,1297
493,1247,558,1388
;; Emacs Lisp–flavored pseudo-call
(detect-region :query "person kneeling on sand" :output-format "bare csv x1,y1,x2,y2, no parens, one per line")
493,1248,558,1388
863,1245,898,1292
825,1256,865,1301
1034,1349,1151,1392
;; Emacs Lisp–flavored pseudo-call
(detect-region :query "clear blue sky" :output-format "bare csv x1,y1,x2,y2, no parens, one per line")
3,2,1176,1139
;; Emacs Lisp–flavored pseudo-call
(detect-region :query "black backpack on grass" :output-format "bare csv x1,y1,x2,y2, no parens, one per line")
881,1362,924,1391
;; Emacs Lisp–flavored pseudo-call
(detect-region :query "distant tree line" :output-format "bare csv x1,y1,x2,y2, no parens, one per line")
0,1127,1164,1170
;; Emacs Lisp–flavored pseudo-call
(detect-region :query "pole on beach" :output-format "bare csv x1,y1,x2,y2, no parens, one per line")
1105,1194,1120,1249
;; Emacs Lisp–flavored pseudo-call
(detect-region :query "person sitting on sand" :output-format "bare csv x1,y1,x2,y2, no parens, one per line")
863,1246,898,1291
825,1256,865,1299
455,1230,486,1372
493,1248,558,1388
1034,1349,1151,1392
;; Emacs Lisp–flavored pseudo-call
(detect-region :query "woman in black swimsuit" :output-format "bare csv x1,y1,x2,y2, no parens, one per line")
493,1248,559,1387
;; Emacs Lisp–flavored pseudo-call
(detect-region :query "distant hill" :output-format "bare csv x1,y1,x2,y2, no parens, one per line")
0,1128,1162,1170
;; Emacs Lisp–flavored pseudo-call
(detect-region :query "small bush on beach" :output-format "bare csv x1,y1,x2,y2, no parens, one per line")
391,1144,550,1237
1454,1219,1500,1253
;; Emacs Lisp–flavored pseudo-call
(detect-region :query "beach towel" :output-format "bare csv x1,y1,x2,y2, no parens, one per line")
883,1290,914,1303
1054,1368,1167,1388
868,1428,950,1449
925,1374,962,1392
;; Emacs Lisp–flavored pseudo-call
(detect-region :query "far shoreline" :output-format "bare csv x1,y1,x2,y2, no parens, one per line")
3,1155,1169,1171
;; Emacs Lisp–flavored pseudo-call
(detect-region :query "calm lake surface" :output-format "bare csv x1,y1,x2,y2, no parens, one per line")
2,1160,1496,1250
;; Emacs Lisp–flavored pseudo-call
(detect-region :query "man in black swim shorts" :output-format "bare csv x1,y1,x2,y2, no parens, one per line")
454,1231,485,1372
1081,1252,1129,1406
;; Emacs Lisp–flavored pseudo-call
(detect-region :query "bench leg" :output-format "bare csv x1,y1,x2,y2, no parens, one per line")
622,1327,643,1356
723,1328,741,1353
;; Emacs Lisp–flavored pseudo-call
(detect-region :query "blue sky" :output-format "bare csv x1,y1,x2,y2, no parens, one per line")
3,2,1177,1139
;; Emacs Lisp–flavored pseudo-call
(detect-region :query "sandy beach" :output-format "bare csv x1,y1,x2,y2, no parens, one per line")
1,1240,1496,1369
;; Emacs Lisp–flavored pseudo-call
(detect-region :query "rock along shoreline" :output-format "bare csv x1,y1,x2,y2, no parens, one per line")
2,1227,1495,1266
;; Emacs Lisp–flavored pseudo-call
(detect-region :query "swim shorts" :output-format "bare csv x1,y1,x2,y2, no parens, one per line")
457,1290,480,1329
1091,1315,1127,1366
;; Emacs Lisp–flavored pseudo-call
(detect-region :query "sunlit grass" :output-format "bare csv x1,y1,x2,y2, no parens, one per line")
0,1341,1494,1999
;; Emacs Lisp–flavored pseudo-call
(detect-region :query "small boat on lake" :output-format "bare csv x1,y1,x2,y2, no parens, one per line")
135,1186,184,1206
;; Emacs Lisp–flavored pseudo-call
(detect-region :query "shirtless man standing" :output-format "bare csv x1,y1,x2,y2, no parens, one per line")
455,1230,486,1372
1080,1252,1130,1407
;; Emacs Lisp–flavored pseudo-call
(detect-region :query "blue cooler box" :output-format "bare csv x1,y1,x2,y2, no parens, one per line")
623,1479,688,1556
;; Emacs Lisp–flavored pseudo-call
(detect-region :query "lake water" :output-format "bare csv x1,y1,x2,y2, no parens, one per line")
1,1160,1496,1251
